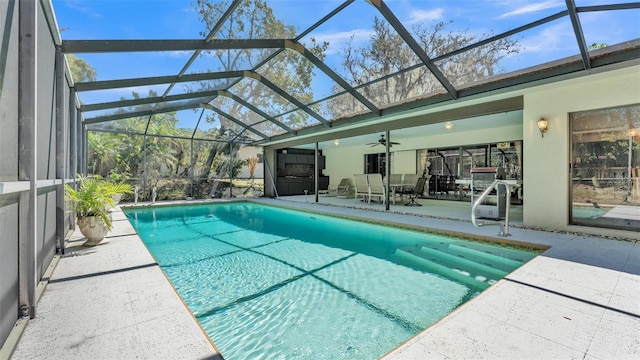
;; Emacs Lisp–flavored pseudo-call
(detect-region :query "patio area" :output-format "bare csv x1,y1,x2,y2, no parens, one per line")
3,1,639,358
8,197,639,359
279,194,524,226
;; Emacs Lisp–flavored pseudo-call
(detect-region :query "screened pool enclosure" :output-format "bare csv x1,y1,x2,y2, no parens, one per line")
1,0,639,352
58,0,640,200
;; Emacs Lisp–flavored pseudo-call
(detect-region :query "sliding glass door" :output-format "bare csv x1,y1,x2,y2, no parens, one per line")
570,104,640,231
417,141,522,202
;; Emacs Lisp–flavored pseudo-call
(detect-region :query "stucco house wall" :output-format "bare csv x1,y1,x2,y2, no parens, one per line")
320,64,639,238
522,65,640,233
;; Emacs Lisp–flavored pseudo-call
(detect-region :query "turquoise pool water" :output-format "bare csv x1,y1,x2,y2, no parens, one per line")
572,205,607,219
125,202,538,360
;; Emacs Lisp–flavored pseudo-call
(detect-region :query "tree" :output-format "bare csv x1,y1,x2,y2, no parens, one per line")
66,54,97,82
193,0,327,179
246,156,259,179
588,43,607,50
327,19,520,115
87,132,117,176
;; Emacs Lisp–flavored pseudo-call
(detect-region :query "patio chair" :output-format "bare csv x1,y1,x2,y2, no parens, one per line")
404,177,427,206
399,174,418,196
402,174,418,190
335,178,353,198
385,174,404,204
386,174,403,185
353,174,369,202
367,173,386,204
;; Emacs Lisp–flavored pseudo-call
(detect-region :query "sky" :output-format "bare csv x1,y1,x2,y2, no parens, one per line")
50,0,639,131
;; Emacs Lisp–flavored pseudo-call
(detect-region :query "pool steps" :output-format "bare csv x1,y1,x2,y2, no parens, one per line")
444,244,525,271
393,249,490,291
393,241,533,290
418,246,509,280
449,241,538,263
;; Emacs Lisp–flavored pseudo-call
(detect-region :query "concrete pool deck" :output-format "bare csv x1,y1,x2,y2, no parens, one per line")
9,198,640,359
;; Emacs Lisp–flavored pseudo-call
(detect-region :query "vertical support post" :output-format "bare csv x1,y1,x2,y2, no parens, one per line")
142,135,147,200
628,135,633,199
81,120,87,175
69,91,77,178
263,148,278,198
55,48,67,254
229,142,233,198
18,0,38,319
77,108,84,175
190,139,194,198
314,142,319,203
385,130,390,211
68,94,77,233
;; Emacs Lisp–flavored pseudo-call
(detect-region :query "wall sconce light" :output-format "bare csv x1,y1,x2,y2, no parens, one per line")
334,139,340,146
444,121,454,130
536,118,548,138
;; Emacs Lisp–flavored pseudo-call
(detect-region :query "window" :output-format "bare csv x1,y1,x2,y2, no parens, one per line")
364,153,388,175
570,104,640,231
417,141,522,201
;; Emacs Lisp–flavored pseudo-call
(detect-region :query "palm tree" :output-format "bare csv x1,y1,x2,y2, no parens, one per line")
88,132,118,176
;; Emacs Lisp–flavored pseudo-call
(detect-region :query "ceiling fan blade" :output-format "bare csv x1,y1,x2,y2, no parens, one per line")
390,141,401,145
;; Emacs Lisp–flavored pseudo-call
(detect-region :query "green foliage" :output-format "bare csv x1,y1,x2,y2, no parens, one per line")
65,175,133,230
212,153,247,179
328,18,520,115
87,93,195,179
66,54,97,82
85,1,324,187
588,43,608,50
193,0,326,131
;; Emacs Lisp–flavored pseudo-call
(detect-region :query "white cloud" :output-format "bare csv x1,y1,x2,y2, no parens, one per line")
407,8,444,24
165,51,193,58
517,22,574,54
499,1,563,19
306,29,373,55
61,0,102,19
82,85,169,105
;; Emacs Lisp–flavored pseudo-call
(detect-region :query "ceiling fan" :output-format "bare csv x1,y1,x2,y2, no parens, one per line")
367,134,400,147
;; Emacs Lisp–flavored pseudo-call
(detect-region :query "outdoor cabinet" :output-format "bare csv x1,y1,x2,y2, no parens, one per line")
286,153,297,164
278,181,289,195
305,154,314,164
277,153,286,169
278,150,326,168
290,180,305,194
276,176,329,195
292,154,304,164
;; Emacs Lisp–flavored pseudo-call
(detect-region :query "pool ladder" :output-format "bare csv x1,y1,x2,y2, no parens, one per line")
471,179,512,237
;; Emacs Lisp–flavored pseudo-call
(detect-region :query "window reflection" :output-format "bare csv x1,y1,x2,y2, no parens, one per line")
570,104,640,231
417,141,522,203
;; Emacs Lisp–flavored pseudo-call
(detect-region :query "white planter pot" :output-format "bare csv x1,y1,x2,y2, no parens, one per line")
77,216,110,246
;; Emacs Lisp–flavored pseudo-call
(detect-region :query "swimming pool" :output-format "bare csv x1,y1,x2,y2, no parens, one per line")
125,202,538,359
572,205,608,219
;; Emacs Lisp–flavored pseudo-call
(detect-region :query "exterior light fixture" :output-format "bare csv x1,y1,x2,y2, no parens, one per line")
536,118,548,138
334,139,340,146
444,122,454,130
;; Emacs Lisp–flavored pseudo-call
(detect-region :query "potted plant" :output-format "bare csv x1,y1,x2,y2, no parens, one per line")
65,175,133,246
